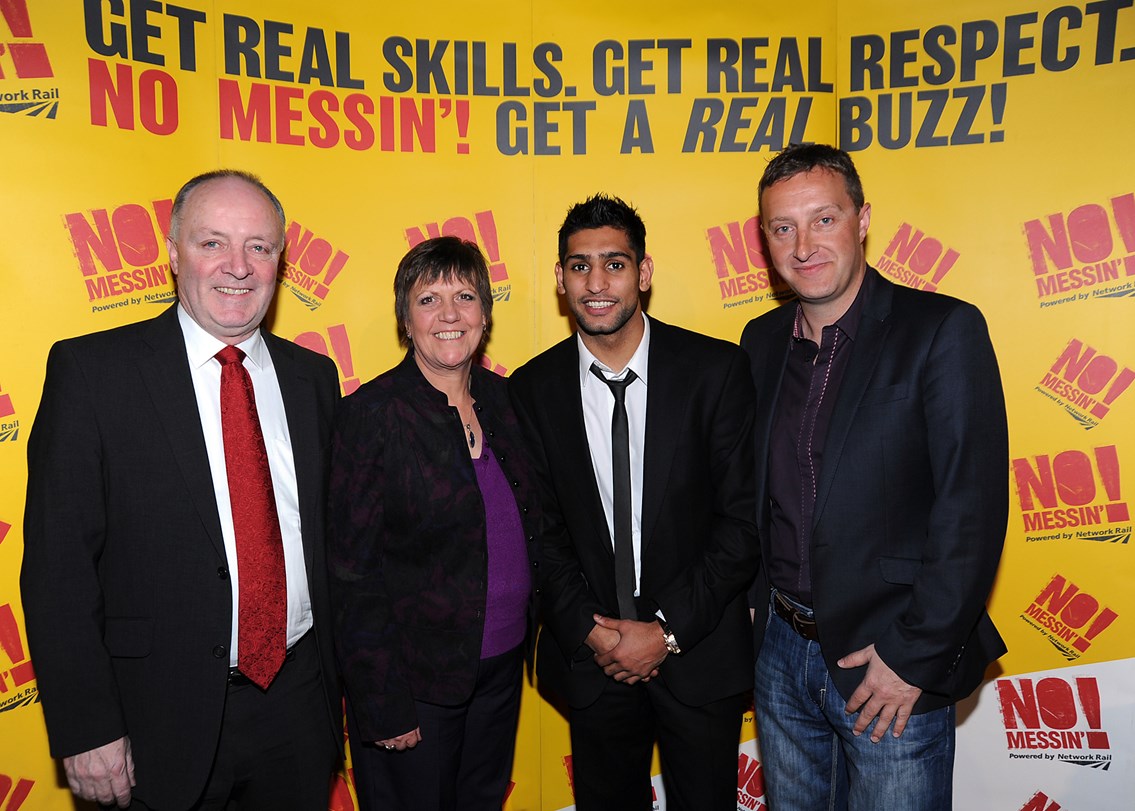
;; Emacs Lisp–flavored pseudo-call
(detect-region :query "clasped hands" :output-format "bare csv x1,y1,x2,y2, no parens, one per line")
586,613,667,684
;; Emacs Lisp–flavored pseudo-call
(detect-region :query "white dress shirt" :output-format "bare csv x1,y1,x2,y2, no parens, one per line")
577,313,650,594
178,306,313,666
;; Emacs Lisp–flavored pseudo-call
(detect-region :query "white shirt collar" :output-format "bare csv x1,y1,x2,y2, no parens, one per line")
177,304,268,370
576,312,651,388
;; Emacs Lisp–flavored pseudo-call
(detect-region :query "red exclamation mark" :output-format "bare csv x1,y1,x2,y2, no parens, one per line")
0,0,53,78
313,251,349,300
0,603,35,692
0,778,35,811
989,82,1006,143
1094,445,1129,522
475,211,508,283
930,248,959,288
1090,367,1134,419
1072,607,1118,652
327,325,360,396
455,99,470,154
1076,677,1110,749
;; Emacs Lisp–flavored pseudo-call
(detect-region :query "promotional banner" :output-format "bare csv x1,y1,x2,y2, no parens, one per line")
1,1,1131,808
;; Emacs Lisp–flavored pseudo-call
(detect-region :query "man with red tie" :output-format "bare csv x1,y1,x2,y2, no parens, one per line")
22,171,341,809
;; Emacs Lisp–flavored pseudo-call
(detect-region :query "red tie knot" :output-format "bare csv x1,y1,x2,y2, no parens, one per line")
215,345,246,367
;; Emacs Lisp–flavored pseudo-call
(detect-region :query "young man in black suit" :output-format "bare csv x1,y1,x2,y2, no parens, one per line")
511,194,758,810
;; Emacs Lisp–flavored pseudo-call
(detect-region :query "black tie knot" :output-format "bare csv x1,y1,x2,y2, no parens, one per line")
589,363,638,403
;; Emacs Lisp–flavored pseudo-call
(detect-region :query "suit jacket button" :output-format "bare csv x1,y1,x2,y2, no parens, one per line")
212,645,227,659
512,480,520,488
531,560,539,568
527,535,535,542
217,566,229,580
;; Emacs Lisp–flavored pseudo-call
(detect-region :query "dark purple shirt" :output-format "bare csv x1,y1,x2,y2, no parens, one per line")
474,443,531,658
766,270,874,606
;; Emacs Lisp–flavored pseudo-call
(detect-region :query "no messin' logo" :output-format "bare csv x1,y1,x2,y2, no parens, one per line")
63,198,177,312
997,676,1112,769
405,210,511,301
0,0,58,120
1035,339,1133,430
874,223,958,291
1026,191,1135,305
0,384,17,441
1020,575,1118,662
0,602,37,714
1016,793,1063,811
1012,445,1130,543
736,736,767,811
280,220,352,310
706,215,790,310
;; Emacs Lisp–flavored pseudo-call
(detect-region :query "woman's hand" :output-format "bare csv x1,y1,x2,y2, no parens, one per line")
376,728,422,752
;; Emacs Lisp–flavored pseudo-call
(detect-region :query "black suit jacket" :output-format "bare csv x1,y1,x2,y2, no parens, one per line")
21,305,341,809
741,269,1008,712
511,318,758,709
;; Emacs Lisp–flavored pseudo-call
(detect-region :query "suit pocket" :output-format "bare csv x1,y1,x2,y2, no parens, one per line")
858,384,908,407
104,617,153,658
877,556,921,585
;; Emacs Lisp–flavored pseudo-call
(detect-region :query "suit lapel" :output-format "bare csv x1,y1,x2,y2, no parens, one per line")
640,321,685,551
752,308,794,531
265,333,321,576
136,307,226,559
543,339,615,560
813,272,894,526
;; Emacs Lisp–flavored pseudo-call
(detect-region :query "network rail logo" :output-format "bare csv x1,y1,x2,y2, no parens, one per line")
1019,575,1118,661
996,676,1112,769
1012,445,1130,543
0,0,59,119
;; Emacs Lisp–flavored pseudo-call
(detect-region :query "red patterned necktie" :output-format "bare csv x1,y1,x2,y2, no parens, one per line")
215,345,286,690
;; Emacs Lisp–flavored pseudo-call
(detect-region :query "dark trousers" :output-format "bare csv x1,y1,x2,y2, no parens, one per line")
569,676,745,811
349,645,523,811
129,632,337,810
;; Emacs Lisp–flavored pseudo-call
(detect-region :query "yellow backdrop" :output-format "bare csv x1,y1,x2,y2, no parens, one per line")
1,1,1132,809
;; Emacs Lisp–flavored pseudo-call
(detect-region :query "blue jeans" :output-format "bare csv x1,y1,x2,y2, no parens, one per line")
754,595,955,811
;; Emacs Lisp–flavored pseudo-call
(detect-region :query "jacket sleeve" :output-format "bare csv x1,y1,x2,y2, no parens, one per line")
650,346,760,651
327,398,416,740
510,368,608,660
21,341,128,758
873,302,1009,693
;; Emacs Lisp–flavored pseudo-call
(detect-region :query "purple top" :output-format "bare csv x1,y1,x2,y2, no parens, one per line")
474,443,531,658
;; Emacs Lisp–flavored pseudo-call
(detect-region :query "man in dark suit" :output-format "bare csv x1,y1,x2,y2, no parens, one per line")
511,194,758,810
741,143,1008,809
21,170,341,809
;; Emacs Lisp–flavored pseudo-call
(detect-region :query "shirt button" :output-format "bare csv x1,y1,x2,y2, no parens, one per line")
531,560,539,568
512,480,520,488
212,645,227,659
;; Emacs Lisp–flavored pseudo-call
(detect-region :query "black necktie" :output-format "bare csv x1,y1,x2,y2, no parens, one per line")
590,363,639,621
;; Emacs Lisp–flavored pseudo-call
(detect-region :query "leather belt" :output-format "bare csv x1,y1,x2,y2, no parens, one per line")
227,642,299,687
773,591,819,642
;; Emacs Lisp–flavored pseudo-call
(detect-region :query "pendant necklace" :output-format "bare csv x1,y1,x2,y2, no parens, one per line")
465,422,475,448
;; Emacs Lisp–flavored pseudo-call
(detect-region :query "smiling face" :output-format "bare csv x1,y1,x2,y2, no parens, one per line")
167,176,283,345
406,274,486,379
555,226,653,340
760,167,871,330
